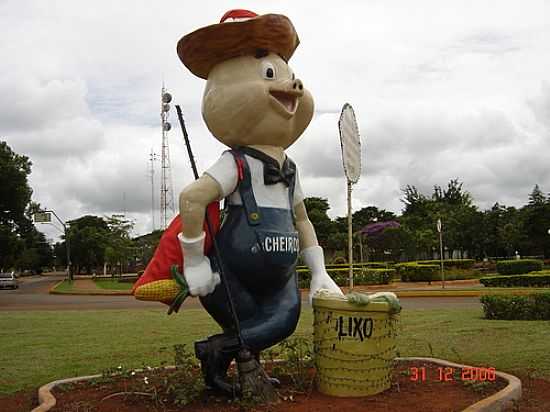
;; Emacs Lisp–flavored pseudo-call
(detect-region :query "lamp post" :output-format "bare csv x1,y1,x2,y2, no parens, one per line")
33,210,72,281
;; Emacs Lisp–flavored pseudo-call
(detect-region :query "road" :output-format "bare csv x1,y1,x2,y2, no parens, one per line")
0,274,482,311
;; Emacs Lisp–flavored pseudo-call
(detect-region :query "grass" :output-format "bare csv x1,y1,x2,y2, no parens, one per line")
1,307,549,395
94,279,133,291
50,280,74,293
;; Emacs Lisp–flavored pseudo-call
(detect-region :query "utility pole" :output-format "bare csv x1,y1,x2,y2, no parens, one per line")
149,149,158,232
160,85,175,230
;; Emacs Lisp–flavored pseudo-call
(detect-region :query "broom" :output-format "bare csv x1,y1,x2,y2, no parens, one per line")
175,105,278,403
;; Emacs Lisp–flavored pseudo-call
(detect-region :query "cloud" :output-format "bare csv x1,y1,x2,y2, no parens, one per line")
1,0,550,239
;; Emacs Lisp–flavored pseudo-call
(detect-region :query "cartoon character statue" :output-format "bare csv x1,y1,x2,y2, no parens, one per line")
134,9,343,394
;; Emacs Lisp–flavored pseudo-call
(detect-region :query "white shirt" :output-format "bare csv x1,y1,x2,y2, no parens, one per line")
205,151,304,209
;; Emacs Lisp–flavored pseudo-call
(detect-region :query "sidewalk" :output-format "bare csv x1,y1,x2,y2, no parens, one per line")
71,279,102,291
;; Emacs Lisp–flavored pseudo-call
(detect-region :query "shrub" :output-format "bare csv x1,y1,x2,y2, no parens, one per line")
439,269,479,281
479,273,550,288
496,259,543,275
480,293,550,320
417,259,475,269
395,262,439,282
297,268,394,288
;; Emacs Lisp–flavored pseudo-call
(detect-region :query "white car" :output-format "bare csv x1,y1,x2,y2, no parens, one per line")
0,272,18,289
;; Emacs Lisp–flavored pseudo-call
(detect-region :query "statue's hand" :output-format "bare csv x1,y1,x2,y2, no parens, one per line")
184,256,220,296
302,245,344,304
178,232,220,297
309,270,343,304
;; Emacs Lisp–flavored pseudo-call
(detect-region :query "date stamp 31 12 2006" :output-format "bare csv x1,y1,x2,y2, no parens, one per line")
409,366,497,383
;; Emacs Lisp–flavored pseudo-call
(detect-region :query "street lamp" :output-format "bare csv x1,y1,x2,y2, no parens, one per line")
33,210,72,281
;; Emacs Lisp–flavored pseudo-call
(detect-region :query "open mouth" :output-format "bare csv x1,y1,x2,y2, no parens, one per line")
269,90,298,115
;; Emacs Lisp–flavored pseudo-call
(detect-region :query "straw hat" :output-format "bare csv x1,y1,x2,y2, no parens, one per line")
177,9,300,79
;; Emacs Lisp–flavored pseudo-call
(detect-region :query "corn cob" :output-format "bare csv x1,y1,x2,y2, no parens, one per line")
134,279,179,302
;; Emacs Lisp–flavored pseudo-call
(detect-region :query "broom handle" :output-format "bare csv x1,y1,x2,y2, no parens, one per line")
176,105,244,347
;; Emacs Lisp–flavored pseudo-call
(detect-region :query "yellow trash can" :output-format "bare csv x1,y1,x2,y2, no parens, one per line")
313,292,400,397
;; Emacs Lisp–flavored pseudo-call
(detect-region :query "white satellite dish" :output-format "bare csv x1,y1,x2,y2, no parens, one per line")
338,103,363,289
339,103,362,184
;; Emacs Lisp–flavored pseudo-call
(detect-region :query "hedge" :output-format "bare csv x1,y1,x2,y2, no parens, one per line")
480,292,550,320
496,259,543,275
416,259,475,269
297,262,390,271
479,273,550,288
297,268,394,288
395,263,439,282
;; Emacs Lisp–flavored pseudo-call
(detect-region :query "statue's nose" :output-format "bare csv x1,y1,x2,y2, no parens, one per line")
292,79,304,96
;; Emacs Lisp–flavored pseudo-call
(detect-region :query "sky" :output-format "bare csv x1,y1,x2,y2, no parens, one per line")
2,0,550,242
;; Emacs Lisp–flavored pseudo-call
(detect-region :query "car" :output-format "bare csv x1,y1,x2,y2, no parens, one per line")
0,272,18,289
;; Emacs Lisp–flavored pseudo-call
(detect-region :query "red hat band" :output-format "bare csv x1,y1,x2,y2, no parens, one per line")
220,9,258,23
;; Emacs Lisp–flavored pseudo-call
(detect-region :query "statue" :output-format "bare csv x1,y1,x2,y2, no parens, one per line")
134,9,343,396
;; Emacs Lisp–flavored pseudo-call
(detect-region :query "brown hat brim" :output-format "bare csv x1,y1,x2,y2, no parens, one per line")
177,14,300,79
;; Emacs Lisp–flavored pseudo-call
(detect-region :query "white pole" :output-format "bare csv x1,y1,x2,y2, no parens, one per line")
439,223,445,289
347,180,353,289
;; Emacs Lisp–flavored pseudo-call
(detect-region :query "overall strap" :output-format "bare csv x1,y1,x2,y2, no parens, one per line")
286,158,297,225
229,149,262,226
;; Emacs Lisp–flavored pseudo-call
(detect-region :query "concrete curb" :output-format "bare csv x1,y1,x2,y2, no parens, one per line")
32,357,521,412
400,357,521,411
49,289,132,296
47,280,65,294
31,374,101,412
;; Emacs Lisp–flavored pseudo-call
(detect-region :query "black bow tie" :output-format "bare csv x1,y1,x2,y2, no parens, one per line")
237,147,295,186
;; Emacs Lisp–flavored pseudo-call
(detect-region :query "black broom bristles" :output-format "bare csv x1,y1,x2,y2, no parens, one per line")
237,349,279,404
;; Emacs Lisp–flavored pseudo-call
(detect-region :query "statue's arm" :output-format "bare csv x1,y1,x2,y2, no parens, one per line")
178,174,223,238
294,200,344,302
294,201,318,249
177,174,223,296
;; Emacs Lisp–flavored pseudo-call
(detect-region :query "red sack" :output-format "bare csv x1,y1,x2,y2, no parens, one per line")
132,202,220,305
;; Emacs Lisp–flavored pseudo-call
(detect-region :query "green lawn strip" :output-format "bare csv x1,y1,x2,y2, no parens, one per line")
50,280,74,293
1,307,549,395
395,287,550,297
93,279,133,291
51,279,131,294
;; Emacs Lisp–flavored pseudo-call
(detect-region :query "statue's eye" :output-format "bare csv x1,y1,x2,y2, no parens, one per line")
261,62,276,80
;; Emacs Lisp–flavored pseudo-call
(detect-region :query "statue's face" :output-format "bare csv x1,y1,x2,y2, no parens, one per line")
202,53,314,149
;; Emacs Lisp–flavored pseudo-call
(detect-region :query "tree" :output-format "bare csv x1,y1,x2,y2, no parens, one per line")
350,206,396,232
399,179,480,259
522,185,550,257
528,184,546,206
133,229,163,269
0,141,33,269
303,197,336,249
65,215,110,274
104,215,135,275
0,142,53,271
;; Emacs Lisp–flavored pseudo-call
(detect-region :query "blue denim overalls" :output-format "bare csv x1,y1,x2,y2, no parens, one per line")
200,147,301,352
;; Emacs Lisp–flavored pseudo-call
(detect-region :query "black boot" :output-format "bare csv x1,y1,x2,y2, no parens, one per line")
194,334,240,396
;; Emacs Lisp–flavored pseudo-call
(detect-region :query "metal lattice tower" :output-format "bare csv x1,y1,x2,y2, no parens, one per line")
160,85,175,230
